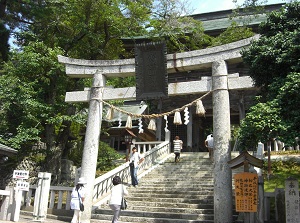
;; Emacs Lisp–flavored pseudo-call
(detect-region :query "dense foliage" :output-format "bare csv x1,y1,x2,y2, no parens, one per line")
238,1,300,150
68,140,122,173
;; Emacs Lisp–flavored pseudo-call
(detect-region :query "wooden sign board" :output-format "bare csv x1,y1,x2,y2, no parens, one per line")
135,42,168,100
234,172,258,212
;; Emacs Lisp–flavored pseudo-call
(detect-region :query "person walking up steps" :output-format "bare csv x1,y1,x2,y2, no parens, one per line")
109,176,128,223
205,134,214,162
173,136,183,163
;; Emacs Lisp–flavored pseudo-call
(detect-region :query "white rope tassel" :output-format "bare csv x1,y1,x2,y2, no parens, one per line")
174,111,182,125
184,107,189,125
138,117,144,133
148,119,156,131
105,107,114,120
125,116,132,129
164,115,169,132
118,112,122,127
196,100,206,116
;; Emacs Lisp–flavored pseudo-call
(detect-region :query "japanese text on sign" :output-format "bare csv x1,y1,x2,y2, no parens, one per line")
234,172,258,212
16,181,30,191
285,179,300,223
13,170,29,179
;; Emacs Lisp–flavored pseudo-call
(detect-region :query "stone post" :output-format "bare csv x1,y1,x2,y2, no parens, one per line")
0,187,12,221
257,176,264,223
285,177,300,223
165,131,170,142
256,142,264,223
80,72,106,223
156,99,162,141
33,172,51,221
187,113,193,151
12,188,22,221
212,60,232,223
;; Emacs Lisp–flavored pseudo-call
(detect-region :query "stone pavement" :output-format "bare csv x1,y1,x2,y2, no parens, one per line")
1,215,69,223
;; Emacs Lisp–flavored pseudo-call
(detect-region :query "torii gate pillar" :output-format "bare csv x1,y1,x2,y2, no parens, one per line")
212,60,233,223
81,72,105,223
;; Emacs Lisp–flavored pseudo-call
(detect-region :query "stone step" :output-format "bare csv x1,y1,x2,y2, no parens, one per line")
143,172,213,177
92,209,214,221
126,193,214,199
130,185,214,190
138,182,214,187
137,182,213,187
124,196,214,204
156,164,213,168
139,177,214,182
130,189,213,196
92,153,230,223
91,214,214,223
97,204,214,214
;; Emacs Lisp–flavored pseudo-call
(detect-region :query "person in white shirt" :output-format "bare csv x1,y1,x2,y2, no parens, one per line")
173,136,183,163
109,176,128,223
70,177,86,223
129,147,144,187
205,134,214,162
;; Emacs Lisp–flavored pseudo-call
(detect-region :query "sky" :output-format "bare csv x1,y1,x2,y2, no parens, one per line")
189,0,288,14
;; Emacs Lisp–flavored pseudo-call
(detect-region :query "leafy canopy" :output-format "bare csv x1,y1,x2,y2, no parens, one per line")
238,1,300,150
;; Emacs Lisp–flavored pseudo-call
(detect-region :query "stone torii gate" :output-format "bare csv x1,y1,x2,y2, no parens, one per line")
58,35,259,223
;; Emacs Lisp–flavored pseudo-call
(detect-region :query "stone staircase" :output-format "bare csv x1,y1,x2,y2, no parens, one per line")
91,152,216,223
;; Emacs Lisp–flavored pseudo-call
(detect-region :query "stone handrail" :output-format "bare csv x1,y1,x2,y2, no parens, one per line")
92,141,170,206
133,141,164,154
21,141,170,212
25,185,73,210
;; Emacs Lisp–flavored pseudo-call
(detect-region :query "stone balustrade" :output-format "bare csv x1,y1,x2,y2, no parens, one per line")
18,141,170,214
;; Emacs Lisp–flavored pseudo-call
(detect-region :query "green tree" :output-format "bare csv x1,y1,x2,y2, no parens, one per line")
0,42,87,157
238,1,300,149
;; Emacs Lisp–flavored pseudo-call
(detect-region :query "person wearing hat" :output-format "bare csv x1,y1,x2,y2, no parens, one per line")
70,177,87,223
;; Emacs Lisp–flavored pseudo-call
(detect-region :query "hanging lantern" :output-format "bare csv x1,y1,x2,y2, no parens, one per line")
196,100,206,116
105,107,114,120
148,118,156,131
125,116,132,129
174,111,182,125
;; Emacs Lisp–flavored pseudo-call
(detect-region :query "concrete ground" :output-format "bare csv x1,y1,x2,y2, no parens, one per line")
2,216,68,223
2,213,70,223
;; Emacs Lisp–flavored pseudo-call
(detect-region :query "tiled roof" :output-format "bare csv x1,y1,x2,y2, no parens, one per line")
0,143,17,156
202,14,268,32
